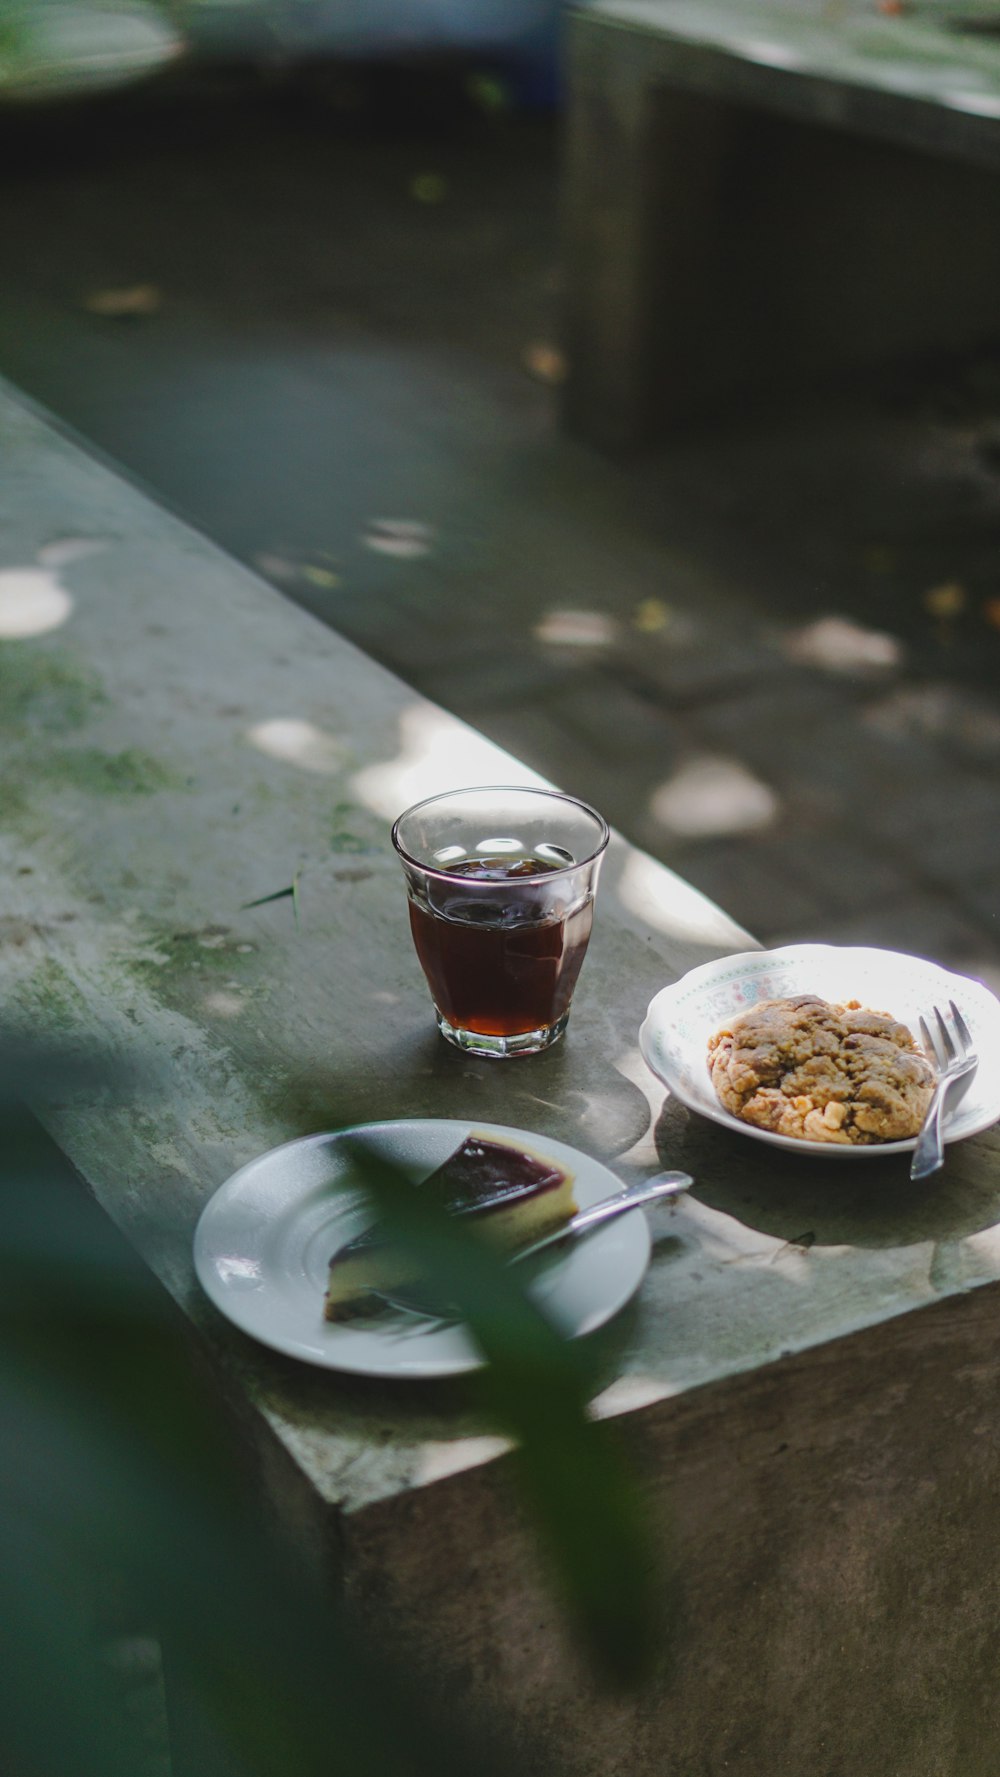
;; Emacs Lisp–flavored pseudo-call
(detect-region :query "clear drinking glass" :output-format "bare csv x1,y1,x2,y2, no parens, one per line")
392,785,610,1057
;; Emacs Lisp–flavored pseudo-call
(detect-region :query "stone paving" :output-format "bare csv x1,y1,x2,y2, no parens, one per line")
0,70,997,987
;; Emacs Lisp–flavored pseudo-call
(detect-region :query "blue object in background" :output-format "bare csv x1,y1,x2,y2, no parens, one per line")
187,0,563,65
506,9,562,107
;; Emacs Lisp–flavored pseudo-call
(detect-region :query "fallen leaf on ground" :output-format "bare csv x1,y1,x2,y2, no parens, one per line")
633,598,671,634
523,341,568,385
924,581,966,618
84,284,161,317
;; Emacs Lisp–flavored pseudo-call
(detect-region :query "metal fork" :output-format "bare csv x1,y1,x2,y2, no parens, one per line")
910,1000,979,1180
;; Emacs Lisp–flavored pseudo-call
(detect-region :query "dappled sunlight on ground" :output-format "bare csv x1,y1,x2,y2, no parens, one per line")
649,757,779,839
0,567,73,638
780,614,903,674
412,1434,511,1487
349,702,545,820
733,35,804,70
0,536,116,643
590,1373,673,1419
615,852,748,947
202,990,247,1019
679,1190,811,1272
964,1219,1000,1265
0,537,117,638
361,519,436,560
534,608,618,648
37,538,109,570
246,717,349,774
945,87,1000,118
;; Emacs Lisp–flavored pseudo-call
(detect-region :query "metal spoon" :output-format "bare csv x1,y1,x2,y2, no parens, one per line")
377,1169,693,1326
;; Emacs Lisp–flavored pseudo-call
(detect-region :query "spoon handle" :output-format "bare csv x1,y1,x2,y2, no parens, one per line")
512,1170,693,1265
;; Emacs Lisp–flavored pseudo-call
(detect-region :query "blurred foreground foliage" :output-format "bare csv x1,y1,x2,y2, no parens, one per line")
0,1044,665,1776
0,1,556,104
0,2,184,104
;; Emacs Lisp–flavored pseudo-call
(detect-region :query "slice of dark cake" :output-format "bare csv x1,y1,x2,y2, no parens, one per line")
324,1131,577,1320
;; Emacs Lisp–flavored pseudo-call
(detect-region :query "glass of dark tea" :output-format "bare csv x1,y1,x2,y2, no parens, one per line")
392,785,610,1057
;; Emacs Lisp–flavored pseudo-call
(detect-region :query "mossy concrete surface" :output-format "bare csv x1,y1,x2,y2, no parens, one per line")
4,379,1000,1774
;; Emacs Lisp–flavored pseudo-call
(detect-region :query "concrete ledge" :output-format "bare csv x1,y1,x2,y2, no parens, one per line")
6,375,1000,1773
575,1,1000,170
562,0,1000,447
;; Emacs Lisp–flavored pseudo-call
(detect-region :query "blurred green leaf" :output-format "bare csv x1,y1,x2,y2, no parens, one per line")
342,1135,662,1681
0,1067,524,1777
0,1046,665,1777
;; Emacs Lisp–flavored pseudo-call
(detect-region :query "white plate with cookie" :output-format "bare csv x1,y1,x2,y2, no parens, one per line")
639,944,1000,1157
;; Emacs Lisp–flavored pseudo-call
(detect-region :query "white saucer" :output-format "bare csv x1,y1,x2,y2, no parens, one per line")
639,944,1000,1157
193,1119,651,1378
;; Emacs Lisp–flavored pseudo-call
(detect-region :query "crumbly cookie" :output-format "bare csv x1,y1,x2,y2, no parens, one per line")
707,993,935,1144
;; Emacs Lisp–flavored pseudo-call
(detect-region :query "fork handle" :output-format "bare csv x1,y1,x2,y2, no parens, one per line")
911,1082,949,1180
512,1171,693,1264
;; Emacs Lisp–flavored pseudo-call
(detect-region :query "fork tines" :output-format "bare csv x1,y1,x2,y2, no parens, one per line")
949,998,974,1051
919,1000,973,1072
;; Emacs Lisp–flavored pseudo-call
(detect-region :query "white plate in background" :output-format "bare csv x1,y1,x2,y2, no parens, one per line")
639,944,1000,1157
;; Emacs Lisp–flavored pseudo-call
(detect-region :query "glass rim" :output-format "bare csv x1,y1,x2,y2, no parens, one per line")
391,783,611,882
